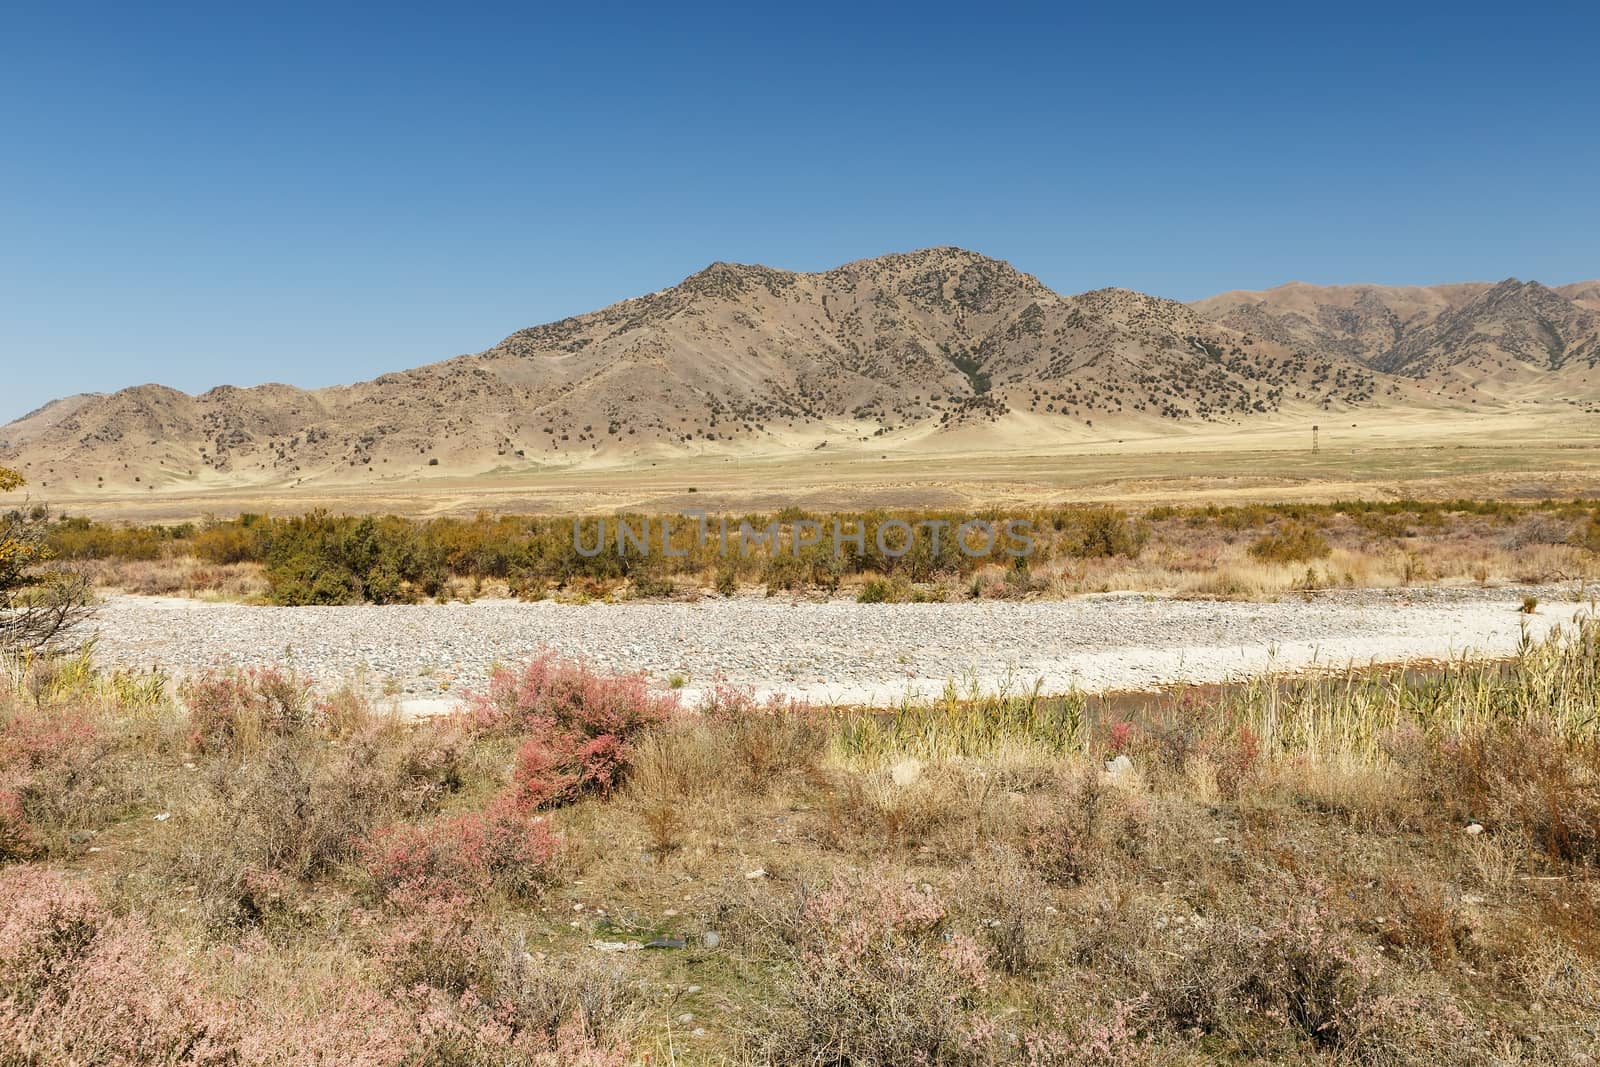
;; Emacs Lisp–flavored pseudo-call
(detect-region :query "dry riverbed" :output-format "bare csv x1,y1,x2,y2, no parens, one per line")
83,585,1598,712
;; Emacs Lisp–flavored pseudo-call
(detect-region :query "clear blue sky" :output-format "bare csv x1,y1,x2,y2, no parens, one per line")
4,2,1597,423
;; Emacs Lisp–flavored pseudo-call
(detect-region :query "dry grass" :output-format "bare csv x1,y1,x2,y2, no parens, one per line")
81,556,269,599
4,623,1600,1062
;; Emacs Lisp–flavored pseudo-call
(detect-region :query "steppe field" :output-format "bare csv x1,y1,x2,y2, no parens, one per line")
6,412,1600,1066
36,409,1600,523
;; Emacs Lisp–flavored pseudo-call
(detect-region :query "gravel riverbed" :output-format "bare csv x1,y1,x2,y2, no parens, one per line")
85,585,1595,712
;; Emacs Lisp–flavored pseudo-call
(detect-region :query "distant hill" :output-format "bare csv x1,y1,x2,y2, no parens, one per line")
3,248,1594,492
1192,277,1600,400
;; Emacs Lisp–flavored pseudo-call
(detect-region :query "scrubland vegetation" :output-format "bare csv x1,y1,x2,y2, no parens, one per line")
3,618,1600,1064
37,498,1600,605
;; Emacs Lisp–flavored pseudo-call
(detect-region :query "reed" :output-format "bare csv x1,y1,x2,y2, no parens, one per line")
832,672,1086,764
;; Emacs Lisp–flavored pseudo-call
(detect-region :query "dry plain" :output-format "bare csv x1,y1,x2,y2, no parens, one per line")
34,408,1600,523
8,409,1600,1066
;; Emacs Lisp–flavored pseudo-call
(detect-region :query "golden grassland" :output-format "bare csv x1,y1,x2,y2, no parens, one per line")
2,622,1599,1064
29,409,1600,524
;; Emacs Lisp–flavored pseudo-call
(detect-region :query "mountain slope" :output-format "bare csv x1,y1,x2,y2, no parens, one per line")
1192,278,1600,395
1,248,1385,491
6,249,1591,493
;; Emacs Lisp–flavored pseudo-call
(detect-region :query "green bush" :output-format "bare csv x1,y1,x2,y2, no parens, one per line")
857,578,891,603
1249,522,1332,564
1059,507,1146,559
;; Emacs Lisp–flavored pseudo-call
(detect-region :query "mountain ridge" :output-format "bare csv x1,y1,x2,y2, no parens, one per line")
4,248,1596,492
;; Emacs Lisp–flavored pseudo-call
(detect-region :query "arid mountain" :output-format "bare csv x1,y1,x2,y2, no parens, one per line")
2,248,1590,492
1556,281,1600,313
1193,278,1600,395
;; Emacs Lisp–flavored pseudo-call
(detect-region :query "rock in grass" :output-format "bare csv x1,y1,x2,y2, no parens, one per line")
644,937,687,949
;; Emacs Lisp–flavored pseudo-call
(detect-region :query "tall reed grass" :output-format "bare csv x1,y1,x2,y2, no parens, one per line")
833,673,1085,764
1225,617,1599,760
828,616,1599,767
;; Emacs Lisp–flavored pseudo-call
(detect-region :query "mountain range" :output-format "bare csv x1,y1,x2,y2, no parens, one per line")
3,248,1597,491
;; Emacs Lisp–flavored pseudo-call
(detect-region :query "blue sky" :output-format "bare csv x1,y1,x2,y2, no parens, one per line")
3,2,1597,423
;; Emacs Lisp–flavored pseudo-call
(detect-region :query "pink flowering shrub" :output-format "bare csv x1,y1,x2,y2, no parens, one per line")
364,795,562,902
696,683,815,726
964,995,1154,1067
170,724,469,929
375,895,487,994
464,651,677,738
181,666,314,753
4,919,239,1064
0,700,134,859
1106,718,1141,756
698,683,824,787
0,702,102,771
463,652,677,808
0,865,106,998
0,786,33,861
391,984,634,1067
802,867,950,965
0,866,238,1063
232,980,417,1066
0,865,634,1066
